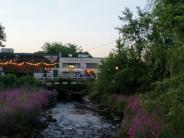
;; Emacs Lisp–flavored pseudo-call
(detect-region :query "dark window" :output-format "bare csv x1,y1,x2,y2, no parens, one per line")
86,63,97,69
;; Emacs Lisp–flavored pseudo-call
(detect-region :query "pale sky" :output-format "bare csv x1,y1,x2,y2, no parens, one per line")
0,0,147,57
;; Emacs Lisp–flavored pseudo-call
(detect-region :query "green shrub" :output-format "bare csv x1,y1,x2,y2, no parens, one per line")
0,74,39,90
142,74,184,138
17,75,39,88
107,95,125,116
0,74,17,89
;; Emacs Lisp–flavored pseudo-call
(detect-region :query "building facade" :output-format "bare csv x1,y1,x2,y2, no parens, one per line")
46,57,103,79
0,48,103,79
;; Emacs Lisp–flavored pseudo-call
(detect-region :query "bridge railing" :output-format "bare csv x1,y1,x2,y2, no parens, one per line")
43,76,95,80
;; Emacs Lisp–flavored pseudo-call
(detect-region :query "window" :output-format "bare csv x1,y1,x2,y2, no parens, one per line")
86,63,97,69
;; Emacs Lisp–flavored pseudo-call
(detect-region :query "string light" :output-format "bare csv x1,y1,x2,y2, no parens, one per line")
0,61,58,66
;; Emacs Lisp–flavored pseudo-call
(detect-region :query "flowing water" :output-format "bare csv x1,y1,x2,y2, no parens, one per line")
42,102,117,138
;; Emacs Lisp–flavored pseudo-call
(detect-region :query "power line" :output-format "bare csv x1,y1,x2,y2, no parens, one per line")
86,40,116,51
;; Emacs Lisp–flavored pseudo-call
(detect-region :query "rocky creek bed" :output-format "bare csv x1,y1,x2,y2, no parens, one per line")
41,102,118,138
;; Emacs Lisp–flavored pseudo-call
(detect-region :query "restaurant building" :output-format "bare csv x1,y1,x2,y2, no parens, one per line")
0,48,103,79
56,55,103,78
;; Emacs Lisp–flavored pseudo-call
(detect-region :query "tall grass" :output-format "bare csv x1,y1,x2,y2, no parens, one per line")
0,88,57,137
119,95,161,138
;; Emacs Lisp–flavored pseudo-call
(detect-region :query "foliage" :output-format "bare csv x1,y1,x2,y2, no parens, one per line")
153,0,184,44
117,7,152,60
0,88,57,137
143,0,184,137
0,74,17,89
147,0,184,78
0,74,40,90
18,75,39,88
143,74,184,138
104,94,126,117
90,0,184,137
90,8,153,100
0,23,6,47
119,95,160,138
41,42,92,57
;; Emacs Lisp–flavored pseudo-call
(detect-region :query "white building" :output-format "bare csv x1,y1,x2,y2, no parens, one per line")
59,57,102,69
45,56,103,79
59,57,103,78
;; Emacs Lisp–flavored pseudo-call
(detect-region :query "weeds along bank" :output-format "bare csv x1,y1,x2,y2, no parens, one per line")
90,72,184,138
114,75,184,138
0,74,57,138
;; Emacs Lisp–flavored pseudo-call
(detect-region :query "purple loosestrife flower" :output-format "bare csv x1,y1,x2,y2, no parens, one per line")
121,96,142,128
129,114,160,138
120,95,161,138
127,96,142,113
0,88,56,115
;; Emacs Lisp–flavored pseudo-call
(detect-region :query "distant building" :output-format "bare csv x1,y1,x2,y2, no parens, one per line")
0,49,103,79
78,54,90,58
59,57,102,70
0,52,58,75
0,48,14,53
48,55,103,79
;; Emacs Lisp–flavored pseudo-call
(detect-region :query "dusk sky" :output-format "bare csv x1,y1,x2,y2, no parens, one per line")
0,0,147,57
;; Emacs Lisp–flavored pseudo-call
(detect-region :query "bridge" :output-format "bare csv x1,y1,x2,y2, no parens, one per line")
42,78,93,99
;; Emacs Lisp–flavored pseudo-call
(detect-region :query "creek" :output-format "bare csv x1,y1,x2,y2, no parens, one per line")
41,102,118,138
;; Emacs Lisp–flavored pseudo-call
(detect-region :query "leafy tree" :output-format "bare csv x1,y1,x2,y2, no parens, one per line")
41,42,92,57
0,23,6,47
153,0,184,43
34,51,45,54
91,0,184,137
91,8,153,101
142,1,184,137
152,0,184,76
117,7,152,60
143,74,184,137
